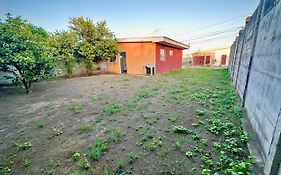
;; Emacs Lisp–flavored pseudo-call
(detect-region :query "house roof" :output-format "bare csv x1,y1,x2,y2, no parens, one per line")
117,36,190,50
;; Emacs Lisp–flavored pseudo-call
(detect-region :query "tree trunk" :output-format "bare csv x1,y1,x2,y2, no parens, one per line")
23,80,29,94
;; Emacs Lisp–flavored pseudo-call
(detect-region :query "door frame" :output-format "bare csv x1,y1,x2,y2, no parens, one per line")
119,52,127,73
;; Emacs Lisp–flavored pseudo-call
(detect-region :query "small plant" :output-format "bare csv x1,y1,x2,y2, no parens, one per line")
88,138,108,160
80,156,90,170
78,124,91,134
95,117,103,123
103,168,110,175
52,128,63,136
16,141,33,150
68,172,85,175
172,140,182,151
36,122,45,128
240,132,250,143
146,138,163,151
71,101,85,114
106,102,121,115
105,128,123,143
128,152,138,164
72,151,81,161
136,91,151,100
185,151,193,158
192,133,200,140
22,158,31,167
116,158,125,171
172,126,192,134
91,94,101,102
195,110,205,116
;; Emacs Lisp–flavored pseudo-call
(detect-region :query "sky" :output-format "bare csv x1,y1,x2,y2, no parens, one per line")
0,0,260,52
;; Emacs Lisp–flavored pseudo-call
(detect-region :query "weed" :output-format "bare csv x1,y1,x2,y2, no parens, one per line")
88,138,108,160
128,152,138,164
52,128,63,136
240,132,250,143
172,140,182,151
105,128,123,143
172,126,192,134
95,117,103,123
106,102,121,115
78,124,91,134
80,156,90,170
185,151,193,158
195,110,205,116
36,121,45,128
91,93,102,102
145,138,163,151
72,151,80,161
71,101,85,114
68,172,85,175
136,91,151,100
142,114,159,125
192,133,200,140
22,158,31,167
16,141,32,150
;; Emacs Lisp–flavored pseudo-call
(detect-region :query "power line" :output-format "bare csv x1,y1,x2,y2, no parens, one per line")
181,26,242,42
172,14,250,37
188,33,237,44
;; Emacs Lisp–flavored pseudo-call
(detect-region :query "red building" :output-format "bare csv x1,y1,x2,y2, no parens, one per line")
107,36,189,75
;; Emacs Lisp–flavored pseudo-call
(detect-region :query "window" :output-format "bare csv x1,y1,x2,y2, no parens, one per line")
110,56,117,63
169,50,174,56
160,49,166,61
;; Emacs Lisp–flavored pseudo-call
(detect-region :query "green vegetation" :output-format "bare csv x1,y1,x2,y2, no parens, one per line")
78,124,92,134
71,101,85,114
106,102,121,115
0,15,57,93
88,138,108,160
127,152,138,164
72,151,81,161
22,158,31,167
172,126,192,134
15,141,32,150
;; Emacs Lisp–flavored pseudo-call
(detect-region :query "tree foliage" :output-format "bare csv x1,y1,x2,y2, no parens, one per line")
0,14,56,93
69,17,118,73
49,30,77,77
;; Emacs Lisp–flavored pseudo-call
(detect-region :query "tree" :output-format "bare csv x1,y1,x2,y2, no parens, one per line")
0,15,56,94
49,31,77,77
69,17,118,74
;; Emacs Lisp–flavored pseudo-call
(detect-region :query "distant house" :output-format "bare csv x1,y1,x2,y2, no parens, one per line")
192,47,230,67
107,36,189,75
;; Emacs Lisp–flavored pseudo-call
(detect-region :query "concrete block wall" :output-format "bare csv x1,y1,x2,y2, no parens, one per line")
229,0,281,174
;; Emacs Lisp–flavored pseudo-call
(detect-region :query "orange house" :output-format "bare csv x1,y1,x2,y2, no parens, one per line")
107,36,189,75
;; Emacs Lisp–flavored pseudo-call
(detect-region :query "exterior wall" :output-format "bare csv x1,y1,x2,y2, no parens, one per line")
155,44,182,74
108,42,156,75
228,0,281,174
107,56,121,74
213,48,230,66
192,52,215,66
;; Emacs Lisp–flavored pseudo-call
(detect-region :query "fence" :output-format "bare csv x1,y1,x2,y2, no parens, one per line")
228,0,281,174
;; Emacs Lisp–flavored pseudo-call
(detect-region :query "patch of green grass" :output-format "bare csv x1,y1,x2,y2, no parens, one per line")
36,121,45,128
145,138,163,151
136,91,151,100
172,126,192,134
142,114,159,125
52,128,63,136
185,151,193,158
106,101,121,115
80,156,90,170
68,172,85,175
91,93,102,102
71,101,85,114
22,158,31,167
195,109,205,116
88,138,108,160
104,128,123,143
78,124,92,134
127,152,138,164
15,141,32,150
71,151,80,161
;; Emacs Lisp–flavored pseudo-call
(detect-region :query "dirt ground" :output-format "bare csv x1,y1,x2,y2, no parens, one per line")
0,68,252,175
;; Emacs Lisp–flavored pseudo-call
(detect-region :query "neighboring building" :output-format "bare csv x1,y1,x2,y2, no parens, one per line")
107,36,189,75
192,47,230,67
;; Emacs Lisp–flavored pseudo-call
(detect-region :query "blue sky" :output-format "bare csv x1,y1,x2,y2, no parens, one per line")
0,0,260,51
